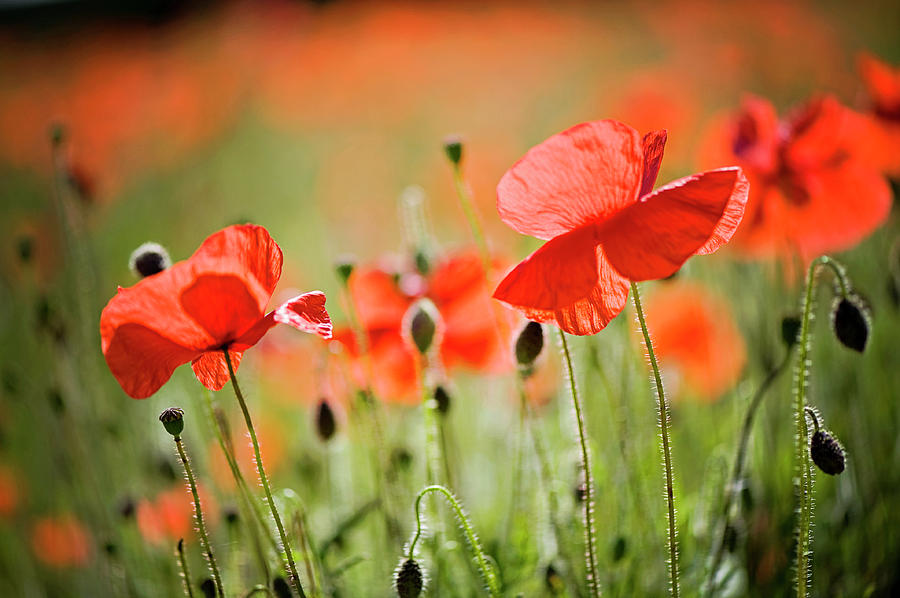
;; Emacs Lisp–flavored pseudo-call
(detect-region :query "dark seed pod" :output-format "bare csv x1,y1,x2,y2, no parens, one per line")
200,578,216,598
129,242,171,278
159,407,185,437
515,321,544,370
316,399,337,442
395,558,424,598
433,386,451,415
831,296,869,352
545,563,563,593
272,577,292,598
811,429,846,475
781,315,802,348
611,536,627,562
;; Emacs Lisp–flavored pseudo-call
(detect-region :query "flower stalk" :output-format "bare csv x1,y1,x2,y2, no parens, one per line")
631,282,680,598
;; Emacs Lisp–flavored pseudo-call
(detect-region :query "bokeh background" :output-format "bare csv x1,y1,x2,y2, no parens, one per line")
0,1,898,596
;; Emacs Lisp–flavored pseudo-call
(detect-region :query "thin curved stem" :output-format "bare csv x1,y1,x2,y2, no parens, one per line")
631,282,680,598
407,484,500,597
224,351,307,598
559,330,602,597
176,539,196,598
174,437,224,598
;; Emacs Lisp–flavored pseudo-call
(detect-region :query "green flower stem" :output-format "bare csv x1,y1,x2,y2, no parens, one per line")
407,484,501,597
450,162,491,275
174,435,224,598
631,282,680,598
792,256,846,597
559,330,602,597
224,350,307,598
705,350,792,596
176,539,195,598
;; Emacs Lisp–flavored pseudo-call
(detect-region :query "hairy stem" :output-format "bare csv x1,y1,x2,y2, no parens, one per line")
176,539,196,598
631,282,680,598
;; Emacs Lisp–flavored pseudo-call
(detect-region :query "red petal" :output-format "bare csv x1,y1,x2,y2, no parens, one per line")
494,228,629,335
858,52,900,117
191,351,243,391
639,129,668,197
102,323,201,399
497,120,644,240
602,168,749,281
273,291,333,339
179,272,269,344
191,224,283,299
348,267,409,331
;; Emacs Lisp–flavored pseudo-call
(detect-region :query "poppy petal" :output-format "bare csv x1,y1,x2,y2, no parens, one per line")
497,120,644,240
639,129,668,197
103,323,202,399
348,268,410,331
273,291,333,339
602,167,749,281
179,272,270,343
191,350,243,391
191,224,283,298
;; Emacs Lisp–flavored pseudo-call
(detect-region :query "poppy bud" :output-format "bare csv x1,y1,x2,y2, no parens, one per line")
413,249,431,276
515,321,544,372
545,563,563,592
49,122,66,147
334,256,355,286
391,447,413,471
404,299,440,355
806,407,845,475
223,507,239,526
611,536,627,562
443,135,463,166
781,315,802,348
831,296,869,352
118,497,135,520
316,399,337,442
272,577,292,598
395,558,424,598
129,242,171,278
159,407,185,437
433,386,451,415
16,235,33,264
574,483,587,503
200,578,216,598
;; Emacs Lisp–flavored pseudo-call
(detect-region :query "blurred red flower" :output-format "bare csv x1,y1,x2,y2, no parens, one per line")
100,224,332,399
335,250,511,403
857,53,900,176
493,120,748,335
0,465,20,517
30,515,92,568
699,94,892,261
137,484,218,546
641,282,746,401
209,416,288,489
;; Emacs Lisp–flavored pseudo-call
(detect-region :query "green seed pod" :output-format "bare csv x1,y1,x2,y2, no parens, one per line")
395,558,424,598
443,135,463,166
334,256,356,286
129,242,171,278
159,407,185,437
831,296,869,352
404,299,440,355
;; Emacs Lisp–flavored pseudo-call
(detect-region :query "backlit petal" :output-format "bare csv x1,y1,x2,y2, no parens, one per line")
639,129,668,197
179,273,268,344
273,291,333,339
497,120,644,240
191,224,283,299
191,350,243,391
348,268,410,331
602,168,748,281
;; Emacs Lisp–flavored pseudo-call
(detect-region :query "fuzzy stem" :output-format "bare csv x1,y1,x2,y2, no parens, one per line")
224,350,307,598
174,436,224,598
176,539,196,598
407,484,501,597
559,330,602,597
631,282,680,598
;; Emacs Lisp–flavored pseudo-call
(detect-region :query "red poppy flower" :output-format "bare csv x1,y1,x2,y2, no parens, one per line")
137,484,218,546
698,94,892,261
640,282,746,402
493,120,749,336
857,52,900,175
30,515,92,568
335,250,512,403
100,224,333,399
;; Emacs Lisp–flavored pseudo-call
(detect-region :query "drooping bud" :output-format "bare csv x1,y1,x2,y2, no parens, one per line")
223,507,239,526
334,255,356,286
413,248,430,276
806,407,846,475
129,242,171,278
403,299,440,355
16,235,34,264
781,315,802,348
433,386,451,415
611,536,627,562
159,407,185,437
272,577,292,598
395,558,424,598
515,321,544,375
545,563,563,592
831,295,869,352
316,399,337,442
200,578,216,598
443,135,463,166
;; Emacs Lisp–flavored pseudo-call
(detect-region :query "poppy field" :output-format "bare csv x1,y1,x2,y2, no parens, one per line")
1,1,899,597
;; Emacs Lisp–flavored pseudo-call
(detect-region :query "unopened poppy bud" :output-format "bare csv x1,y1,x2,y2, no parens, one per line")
200,578,216,598
413,249,430,276
806,407,845,475
334,256,355,286
611,536,627,562
545,563,563,592
404,299,440,355
223,507,239,525
781,315,801,348
395,558,424,598
272,577,292,598
515,321,544,369
49,122,66,147
831,296,869,352
129,242,171,278
159,407,185,437
443,135,463,166
433,386,451,415
16,235,34,264
316,399,337,442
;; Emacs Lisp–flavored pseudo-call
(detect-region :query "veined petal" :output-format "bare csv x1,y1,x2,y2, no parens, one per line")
348,268,410,331
602,168,748,281
179,272,269,344
191,350,243,392
497,120,644,240
273,291,333,339
191,224,283,299
639,129,668,198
